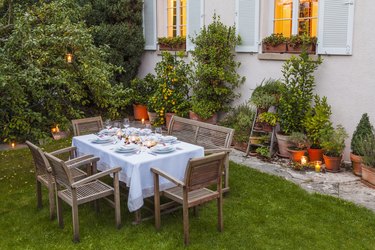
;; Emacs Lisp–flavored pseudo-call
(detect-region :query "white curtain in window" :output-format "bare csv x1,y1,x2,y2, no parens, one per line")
318,0,355,55
235,0,260,52
144,0,157,50
187,0,204,51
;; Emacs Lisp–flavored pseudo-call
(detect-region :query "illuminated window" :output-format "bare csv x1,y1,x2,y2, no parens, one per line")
167,0,186,37
274,0,318,37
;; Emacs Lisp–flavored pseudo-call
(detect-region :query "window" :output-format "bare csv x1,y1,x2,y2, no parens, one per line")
273,0,318,37
167,0,187,37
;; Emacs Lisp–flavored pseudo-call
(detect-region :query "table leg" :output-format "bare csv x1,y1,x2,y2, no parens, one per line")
133,210,142,225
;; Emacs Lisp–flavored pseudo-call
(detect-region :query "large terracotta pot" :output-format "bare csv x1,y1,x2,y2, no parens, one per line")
133,104,148,120
189,111,218,124
308,148,324,162
288,148,307,163
276,133,293,158
350,153,362,176
361,165,375,188
323,154,342,173
147,111,157,125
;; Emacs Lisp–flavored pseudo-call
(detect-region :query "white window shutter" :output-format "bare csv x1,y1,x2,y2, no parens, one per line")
235,0,260,52
143,0,157,50
187,0,204,51
317,0,355,55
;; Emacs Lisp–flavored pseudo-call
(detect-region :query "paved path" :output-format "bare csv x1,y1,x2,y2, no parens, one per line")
230,149,375,212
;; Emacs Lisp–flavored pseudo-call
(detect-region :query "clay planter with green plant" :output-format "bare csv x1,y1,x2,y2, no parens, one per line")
357,132,375,188
321,125,348,172
190,14,244,122
130,74,157,120
350,113,375,176
287,132,309,163
277,53,322,157
302,95,332,162
256,146,271,159
258,112,278,132
158,36,186,51
287,34,317,54
262,33,287,53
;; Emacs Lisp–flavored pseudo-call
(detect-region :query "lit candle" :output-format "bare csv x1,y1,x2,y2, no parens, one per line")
130,135,137,143
11,142,15,149
51,128,57,133
315,162,321,173
301,156,308,165
66,53,73,63
116,129,123,140
145,141,152,148
141,118,145,125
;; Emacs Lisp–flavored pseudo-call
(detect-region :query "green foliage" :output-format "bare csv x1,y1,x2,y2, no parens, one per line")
288,132,309,150
158,36,186,48
278,52,322,135
256,146,270,158
79,0,145,86
351,113,375,156
219,104,256,143
149,52,191,126
190,14,245,119
250,78,283,110
302,95,332,148
358,133,375,167
262,33,286,46
321,125,349,157
130,74,156,106
288,34,317,48
0,0,132,142
258,112,278,127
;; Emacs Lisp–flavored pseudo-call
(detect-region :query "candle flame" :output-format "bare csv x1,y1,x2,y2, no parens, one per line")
11,142,15,148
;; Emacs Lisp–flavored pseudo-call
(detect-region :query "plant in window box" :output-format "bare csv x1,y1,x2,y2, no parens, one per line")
287,34,317,54
350,113,375,176
262,33,287,53
130,74,157,120
258,112,278,132
287,132,309,163
357,133,375,188
158,36,186,51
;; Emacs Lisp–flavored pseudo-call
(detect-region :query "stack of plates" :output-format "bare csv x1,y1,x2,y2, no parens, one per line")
99,128,117,135
92,136,113,144
151,145,176,154
161,136,178,144
114,144,139,153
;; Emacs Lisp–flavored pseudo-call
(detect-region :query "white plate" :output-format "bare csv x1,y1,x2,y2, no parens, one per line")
115,144,139,153
151,145,176,154
161,136,177,143
92,138,113,144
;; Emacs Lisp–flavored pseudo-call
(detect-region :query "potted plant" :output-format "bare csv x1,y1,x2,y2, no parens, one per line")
287,132,309,163
158,36,186,51
287,34,317,54
258,112,278,132
321,125,348,172
190,14,245,123
358,133,375,188
256,146,271,159
277,52,322,157
350,113,375,176
150,52,191,127
302,95,332,162
220,104,256,151
262,33,287,53
130,74,157,120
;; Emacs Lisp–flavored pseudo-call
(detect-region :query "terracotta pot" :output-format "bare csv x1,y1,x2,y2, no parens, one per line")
288,149,307,163
189,111,218,124
361,165,375,188
323,154,342,173
254,122,263,131
233,141,248,152
147,111,157,125
249,136,262,145
276,133,293,158
165,112,175,129
262,123,273,132
133,104,148,121
308,148,324,162
287,44,316,54
350,153,362,176
262,43,287,53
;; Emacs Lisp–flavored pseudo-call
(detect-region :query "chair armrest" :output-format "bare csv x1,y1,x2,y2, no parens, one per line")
65,155,94,165
151,167,185,187
67,156,100,169
204,148,232,155
49,146,77,156
71,167,122,188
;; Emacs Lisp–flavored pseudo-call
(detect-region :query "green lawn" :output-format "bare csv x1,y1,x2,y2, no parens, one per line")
1,139,375,249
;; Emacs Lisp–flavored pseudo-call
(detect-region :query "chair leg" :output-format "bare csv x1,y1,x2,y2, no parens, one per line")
114,173,121,229
153,173,161,230
48,183,56,220
217,195,223,232
71,192,80,243
224,154,230,191
183,202,189,246
56,193,64,228
36,180,42,209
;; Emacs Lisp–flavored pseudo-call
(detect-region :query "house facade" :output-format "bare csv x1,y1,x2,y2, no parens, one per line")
139,0,375,161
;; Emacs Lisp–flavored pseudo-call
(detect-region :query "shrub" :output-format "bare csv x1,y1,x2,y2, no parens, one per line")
321,125,348,157
258,112,278,127
351,113,375,156
358,133,375,167
130,74,157,106
288,132,309,150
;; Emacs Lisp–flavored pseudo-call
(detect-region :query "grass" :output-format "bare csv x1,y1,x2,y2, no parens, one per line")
1,139,375,249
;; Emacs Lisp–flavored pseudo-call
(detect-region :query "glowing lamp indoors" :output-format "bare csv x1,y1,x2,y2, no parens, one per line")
300,156,308,165
66,53,73,63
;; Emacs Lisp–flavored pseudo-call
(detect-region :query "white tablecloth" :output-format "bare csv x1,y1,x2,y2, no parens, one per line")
72,134,204,212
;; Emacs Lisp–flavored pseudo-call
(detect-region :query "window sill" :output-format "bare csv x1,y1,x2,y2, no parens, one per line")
257,53,319,61
157,50,188,57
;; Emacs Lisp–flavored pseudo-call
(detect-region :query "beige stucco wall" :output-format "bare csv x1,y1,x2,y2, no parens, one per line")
138,0,375,161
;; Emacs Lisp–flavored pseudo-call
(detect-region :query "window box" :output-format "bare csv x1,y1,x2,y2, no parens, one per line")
159,43,186,51
287,44,316,54
158,36,186,51
262,43,287,54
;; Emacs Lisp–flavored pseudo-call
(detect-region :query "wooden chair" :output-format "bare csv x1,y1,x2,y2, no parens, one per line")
44,152,122,243
71,116,103,136
26,141,96,220
151,152,226,246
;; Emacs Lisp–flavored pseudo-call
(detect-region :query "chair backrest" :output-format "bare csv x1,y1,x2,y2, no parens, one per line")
44,152,73,188
168,116,234,150
26,141,51,177
71,116,103,136
184,152,226,192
